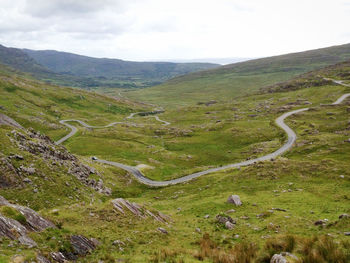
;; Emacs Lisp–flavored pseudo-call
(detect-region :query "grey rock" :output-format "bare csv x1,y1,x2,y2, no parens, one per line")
227,195,242,206
271,208,287,212
36,255,51,263
225,221,235,229
51,252,71,263
157,227,168,234
23,178,32,183
339,214,349,219
19,166,36,174
270,254,287,263
111,198,170,223
344,232,350,236
70,235,97,256
216,215,236,225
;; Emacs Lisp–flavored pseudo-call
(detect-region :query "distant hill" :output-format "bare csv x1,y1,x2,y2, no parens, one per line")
0,44,53,76
127,43,350,107
160,57,252,65
21,48,218,88
0,44,219,88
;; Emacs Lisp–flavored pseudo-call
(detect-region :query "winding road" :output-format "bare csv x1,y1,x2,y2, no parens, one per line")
56,80,350,186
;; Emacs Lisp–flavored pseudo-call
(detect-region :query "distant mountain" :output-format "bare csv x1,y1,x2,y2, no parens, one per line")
0,44,53,76
127,43,350,107
21,48,219,88
0,44,219,88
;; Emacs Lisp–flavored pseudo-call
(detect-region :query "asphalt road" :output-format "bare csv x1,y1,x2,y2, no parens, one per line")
56,79,350,186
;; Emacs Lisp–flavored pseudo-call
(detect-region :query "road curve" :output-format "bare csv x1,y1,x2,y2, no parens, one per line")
56,80,350,186
55,112,169,145
95,107,308,186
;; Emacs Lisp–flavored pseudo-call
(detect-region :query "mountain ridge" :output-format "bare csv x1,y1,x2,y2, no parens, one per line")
0,44,219,88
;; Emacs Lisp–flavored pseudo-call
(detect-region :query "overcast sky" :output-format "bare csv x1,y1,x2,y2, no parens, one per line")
0,0,350,61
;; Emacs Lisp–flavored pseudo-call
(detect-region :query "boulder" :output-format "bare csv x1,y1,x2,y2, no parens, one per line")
227,195,242,206
270,254,287,263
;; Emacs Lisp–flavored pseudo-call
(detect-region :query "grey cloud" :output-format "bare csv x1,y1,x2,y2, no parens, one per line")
23,0,126,18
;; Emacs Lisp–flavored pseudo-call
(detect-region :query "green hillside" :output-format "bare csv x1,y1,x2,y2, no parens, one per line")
0,64,146,141
1,57,350,262
126,43,350,107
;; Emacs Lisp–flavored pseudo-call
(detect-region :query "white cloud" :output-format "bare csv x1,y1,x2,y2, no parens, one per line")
0,0,349,60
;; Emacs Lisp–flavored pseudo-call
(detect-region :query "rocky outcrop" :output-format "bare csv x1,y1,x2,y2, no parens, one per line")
70,235,97,256
0,214,37,247
0,196,55,247
0,196,55,231
0,113,23,129
7,129,111,195
111,198,170,223
50,235,97,262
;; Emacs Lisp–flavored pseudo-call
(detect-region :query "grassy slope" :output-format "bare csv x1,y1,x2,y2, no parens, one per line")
126,43,350,107
0,64,148,141
1,62,350,262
